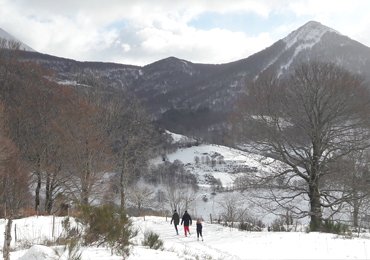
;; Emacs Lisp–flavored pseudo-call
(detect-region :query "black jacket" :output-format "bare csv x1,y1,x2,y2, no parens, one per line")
196,222,202,231
171,212,180,225
181,212,192,226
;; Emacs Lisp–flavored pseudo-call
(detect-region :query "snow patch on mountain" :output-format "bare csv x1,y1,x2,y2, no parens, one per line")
283,21,340,50
275,21,343,77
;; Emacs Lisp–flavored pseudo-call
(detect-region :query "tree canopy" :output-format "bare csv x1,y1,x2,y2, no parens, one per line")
231,61,370,230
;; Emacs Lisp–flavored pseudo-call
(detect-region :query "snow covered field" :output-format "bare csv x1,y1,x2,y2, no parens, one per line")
148,140,298,224
3,215,370,260
3,132,369,259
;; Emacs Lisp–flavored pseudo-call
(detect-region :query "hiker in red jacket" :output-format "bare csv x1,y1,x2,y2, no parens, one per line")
181,210,192,236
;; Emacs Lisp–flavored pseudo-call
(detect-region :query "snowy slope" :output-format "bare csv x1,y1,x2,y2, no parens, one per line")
255,20,370,81
151,142,282,188
283,21,340,50
3,215,370,260
149,131,289,223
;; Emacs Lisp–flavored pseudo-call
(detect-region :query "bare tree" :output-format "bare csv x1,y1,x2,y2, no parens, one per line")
3,217,12,260
331,150,370,227
57,71,157,210
231,62,370,230
0,51,64,213
127,182,154,215
217,193,246,227
165,184,196,216
60,91,112,206
0,105,31,215
108,94,157,211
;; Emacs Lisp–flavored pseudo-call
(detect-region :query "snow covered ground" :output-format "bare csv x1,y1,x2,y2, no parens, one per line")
3,215,370,260
4,132,368,259
149,139,293,224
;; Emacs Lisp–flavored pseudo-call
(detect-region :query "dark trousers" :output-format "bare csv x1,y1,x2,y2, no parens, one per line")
174,224,178,234
197,229,202,238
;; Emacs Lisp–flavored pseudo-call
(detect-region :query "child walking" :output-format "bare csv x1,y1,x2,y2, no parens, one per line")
196,218,203,241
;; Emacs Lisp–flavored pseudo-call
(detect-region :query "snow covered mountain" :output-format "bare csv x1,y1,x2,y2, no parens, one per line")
258,21,370,80
7,21,370,142
283,21,340,49
0,27,35,52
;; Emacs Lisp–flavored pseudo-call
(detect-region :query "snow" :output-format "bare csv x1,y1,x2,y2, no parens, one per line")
18,245,58,260
3,215,370,260
277,21,341,77
150,138,288,222
283,21,340,50
3,131,368,259
164,130,197,144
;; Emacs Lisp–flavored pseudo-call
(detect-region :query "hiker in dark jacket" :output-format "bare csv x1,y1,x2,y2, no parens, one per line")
170,209,180,235
196,218,203,241
181,210,192,236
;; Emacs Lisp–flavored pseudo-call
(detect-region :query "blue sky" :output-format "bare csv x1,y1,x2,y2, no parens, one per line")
0,0,369,66
189,12,292,35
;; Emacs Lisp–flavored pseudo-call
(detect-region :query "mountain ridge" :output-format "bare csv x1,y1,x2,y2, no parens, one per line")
2,21,370,143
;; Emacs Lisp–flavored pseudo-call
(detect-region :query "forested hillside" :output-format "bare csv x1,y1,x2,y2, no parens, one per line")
0,42,158,218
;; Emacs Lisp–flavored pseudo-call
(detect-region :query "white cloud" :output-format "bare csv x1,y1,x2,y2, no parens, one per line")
0,0,369,65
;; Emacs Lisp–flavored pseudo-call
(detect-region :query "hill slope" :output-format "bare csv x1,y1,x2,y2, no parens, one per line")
4,215,370,260
7,21,370,142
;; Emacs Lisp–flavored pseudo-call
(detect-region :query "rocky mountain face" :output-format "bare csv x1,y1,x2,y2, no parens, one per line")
8,21,370,143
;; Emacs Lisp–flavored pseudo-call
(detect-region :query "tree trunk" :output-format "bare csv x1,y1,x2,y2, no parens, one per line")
35,169,41,214
309,179,322,230
120,168,125,211
35,158,41,214
35,176,41,213
353,197,359,228
45,172,51,214
3,218,12,260
81,168,90,206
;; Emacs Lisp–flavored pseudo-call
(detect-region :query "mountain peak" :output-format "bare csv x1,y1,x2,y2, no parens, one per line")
283,21,340,49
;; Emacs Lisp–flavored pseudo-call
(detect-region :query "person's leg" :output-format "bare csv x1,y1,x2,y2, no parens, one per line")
184,225,187,236
174,224,178,234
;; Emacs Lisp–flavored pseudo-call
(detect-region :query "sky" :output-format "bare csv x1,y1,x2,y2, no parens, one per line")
0,0,370,66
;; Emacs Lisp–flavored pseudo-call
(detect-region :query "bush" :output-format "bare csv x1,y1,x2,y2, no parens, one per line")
55,237,83,260
55,217,83,260
142,230,164,250
238,222,253,231
321,219,349,234
77,204,138,258
270,217,286,232
307,219,349,235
